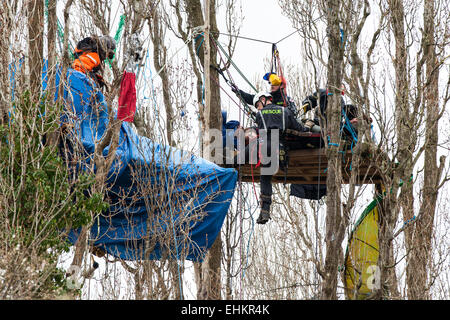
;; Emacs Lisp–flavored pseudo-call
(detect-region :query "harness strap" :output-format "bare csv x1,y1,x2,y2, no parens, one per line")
258,110,268,131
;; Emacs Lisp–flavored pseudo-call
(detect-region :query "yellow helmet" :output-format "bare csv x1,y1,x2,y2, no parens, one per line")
263,72,282,86
269,73,282,86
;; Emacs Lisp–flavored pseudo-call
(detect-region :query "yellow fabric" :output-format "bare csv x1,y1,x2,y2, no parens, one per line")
344,203,380,300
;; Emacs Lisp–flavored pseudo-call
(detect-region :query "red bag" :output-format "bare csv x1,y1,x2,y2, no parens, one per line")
117,71,137,122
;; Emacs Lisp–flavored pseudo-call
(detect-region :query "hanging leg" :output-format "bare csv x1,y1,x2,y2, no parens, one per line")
257,175,272,224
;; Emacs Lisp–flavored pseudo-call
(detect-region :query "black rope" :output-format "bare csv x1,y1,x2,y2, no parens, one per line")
275,29,299,44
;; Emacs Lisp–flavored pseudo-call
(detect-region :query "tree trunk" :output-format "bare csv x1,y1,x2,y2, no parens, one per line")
28,0,44,102
375,0,412,299
47,0,57,99
0,4,12,123
44,0,61,147
184,0,223,300
149,8,175,146
407,0,442,299
321,0,346,300
58,0,74,101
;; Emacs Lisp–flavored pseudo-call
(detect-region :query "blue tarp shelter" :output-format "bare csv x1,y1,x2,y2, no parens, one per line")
63,69,237,262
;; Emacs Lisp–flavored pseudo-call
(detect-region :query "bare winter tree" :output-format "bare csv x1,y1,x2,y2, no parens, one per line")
145,2,176,146
163,0,242,299
402,0,448,299
280,0,377,299
369,0,449,300
280,0,449,300
0,0,109,299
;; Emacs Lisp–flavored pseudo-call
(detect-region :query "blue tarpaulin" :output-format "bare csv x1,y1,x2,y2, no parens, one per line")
64,69,237,262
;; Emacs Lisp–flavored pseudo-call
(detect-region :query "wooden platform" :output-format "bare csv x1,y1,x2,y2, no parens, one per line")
232,148,382,185
224,130,384,185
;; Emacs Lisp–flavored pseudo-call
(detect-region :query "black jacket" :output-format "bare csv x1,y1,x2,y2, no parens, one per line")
255,103,305,133
302,88,349,117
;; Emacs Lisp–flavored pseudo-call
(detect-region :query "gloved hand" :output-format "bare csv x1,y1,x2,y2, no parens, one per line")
287,100,298,117
301,97,316,113
230,83,239,94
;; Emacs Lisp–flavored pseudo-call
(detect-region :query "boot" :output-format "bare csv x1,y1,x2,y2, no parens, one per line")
256,209,271,224
257,195,271,224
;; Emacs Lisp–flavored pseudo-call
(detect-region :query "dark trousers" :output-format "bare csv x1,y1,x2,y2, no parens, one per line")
260,174,272,209
259,140,274,209
234,138,275,209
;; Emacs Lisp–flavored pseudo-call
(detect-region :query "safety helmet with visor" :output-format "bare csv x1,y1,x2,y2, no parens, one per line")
253,91,272,107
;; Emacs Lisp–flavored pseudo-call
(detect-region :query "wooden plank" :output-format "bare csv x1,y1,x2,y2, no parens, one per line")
230,148,384,185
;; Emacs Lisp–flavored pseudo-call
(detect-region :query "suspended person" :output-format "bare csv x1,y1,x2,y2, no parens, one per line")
231,72,299,117
72,35,116,88
61,35,117,157
253,91,307,224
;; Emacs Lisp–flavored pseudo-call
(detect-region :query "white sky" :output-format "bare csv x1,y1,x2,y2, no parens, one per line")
226,0,302,76
217,0,303,120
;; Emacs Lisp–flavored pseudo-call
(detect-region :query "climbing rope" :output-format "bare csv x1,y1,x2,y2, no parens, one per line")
214,28,299,46
270,43,289,108
210,38,257,122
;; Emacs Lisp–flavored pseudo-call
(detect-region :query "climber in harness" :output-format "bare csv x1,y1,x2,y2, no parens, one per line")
72,35,116,88
254,91,307,224
230,44,298,117
231,72,298,117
